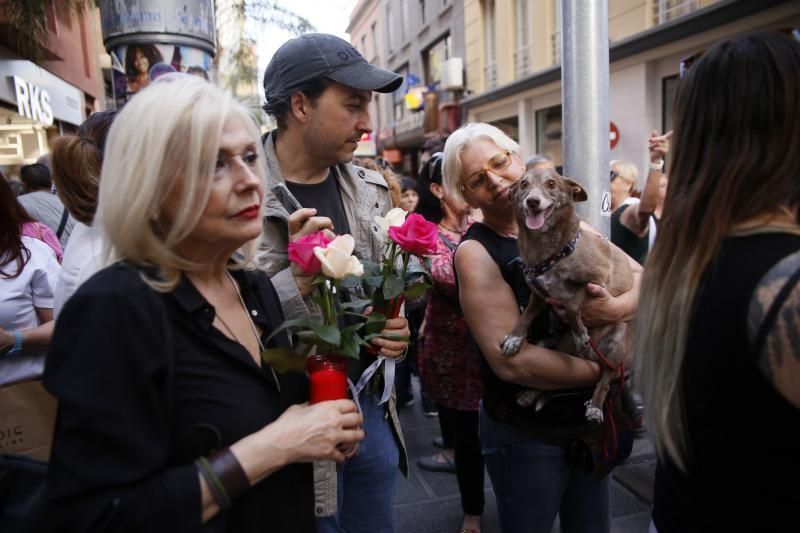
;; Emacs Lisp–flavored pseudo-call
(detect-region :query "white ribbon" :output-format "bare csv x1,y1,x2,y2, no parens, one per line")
352,356,395,405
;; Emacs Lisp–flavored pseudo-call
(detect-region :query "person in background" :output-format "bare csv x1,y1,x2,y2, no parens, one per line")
636,31,800,533
445,122,642,533
50,110,117,316
7,165,63,262
0,177,59,384
256,33,409,533
608,160,639,213
525,154,555,171
415,152,485,533
610,131,671,265
399,176,419,213
43,74,363,533
18,163,75,247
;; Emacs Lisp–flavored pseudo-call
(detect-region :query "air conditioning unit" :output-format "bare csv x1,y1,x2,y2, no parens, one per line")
440,57,464,91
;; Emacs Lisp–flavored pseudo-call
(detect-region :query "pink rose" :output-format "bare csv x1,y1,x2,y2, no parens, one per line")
388,213,439,256
288,232,334,275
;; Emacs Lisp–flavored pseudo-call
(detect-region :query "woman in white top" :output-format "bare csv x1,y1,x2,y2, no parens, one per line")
0,178,60,384
50,110,117,317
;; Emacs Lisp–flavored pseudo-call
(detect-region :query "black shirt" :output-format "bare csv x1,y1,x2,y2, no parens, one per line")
285,170,352,236
43,263,314,533
610,203,649,265
653,233,800,532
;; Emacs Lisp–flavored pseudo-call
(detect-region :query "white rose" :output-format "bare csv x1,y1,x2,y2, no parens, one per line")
373,207,408,237
313,235,364,279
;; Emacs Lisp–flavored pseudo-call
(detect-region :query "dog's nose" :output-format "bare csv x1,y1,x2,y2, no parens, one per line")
526,196,541,209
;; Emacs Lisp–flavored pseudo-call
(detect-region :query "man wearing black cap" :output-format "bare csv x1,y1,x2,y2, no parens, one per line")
256,34,408,533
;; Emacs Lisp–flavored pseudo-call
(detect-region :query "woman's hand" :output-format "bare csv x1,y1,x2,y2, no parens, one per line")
648,130,672,162
257,400,364,466
0,326,13,354
547,283,625,327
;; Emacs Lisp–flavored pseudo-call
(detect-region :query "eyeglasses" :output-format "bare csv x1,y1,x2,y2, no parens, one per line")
461,151,514,192
610,170,620,182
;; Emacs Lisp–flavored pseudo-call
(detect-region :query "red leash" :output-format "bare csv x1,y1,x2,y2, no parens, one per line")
586,339,625,460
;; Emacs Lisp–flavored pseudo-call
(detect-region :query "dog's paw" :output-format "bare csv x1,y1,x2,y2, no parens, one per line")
585,404,604,424
500,334,524,357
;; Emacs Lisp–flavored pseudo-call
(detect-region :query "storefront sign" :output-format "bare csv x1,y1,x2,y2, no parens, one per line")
0,60,84,126
13,76,53,126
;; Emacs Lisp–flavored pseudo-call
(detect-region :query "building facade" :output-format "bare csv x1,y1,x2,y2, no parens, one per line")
347,0,385,158
374,0,467,176
0,3,106,170
461,0,800,177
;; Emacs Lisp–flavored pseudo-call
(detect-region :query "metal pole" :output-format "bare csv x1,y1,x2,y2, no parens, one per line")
561,0,610,234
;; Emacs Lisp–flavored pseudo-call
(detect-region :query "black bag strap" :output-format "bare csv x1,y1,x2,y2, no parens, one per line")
56,207,69,239
439,232,458,251
752,263,800,358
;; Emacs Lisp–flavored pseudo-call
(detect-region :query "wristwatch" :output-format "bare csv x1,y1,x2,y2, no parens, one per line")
6,329,23,355
649,159,665,171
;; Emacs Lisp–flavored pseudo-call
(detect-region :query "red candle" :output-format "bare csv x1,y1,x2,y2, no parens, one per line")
307,355,348,404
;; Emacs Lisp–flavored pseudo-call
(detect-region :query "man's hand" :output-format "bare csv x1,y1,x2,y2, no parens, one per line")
370,316,410,359
288,208,336,297
288,208,335,241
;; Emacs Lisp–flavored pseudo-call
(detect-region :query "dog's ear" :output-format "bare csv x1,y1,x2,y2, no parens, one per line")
562,177,588,202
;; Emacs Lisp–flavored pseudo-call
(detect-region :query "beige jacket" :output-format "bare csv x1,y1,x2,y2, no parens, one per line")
257,131,408,517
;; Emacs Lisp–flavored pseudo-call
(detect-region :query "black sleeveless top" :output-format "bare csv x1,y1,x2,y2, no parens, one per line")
653,233,800,532
458,223,596,442
610,203,649,265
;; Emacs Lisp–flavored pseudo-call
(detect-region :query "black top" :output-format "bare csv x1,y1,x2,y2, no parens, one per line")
43,264,314,533
610,204,649,265
286,170,352,236
653,233,800,532
459,223,596,443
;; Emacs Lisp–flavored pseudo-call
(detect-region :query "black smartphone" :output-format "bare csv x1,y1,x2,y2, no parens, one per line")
271,182,303,214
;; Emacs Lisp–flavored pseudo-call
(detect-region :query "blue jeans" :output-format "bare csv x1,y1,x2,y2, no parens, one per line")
318,393,399,533
480,406,611,533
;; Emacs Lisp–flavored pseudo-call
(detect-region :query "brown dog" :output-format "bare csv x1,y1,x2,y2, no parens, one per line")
501,168,633,423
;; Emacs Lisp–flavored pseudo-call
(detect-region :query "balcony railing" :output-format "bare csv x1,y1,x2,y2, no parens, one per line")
653,0,700,25
514,44,534,78
484,61,498,90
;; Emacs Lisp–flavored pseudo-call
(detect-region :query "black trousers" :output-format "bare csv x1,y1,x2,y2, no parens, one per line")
437,403,485,516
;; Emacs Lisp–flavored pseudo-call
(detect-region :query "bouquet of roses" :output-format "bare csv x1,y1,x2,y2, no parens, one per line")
359,208,439,324
261,232,389,403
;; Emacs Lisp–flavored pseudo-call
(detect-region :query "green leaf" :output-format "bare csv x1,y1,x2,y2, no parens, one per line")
383,274,405,300
403,282,431,299
339,298,373,310
364,312,387,335
261,347,307,373
266,316,323,344
310,324,341,346
363,276,384,289
339,332,361,360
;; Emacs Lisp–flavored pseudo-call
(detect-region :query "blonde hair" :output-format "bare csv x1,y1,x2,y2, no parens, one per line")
610,160,639,192
97,74,267,292
442,122,520,204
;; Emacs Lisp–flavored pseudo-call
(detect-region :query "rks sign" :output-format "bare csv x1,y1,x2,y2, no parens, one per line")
13,75,54,126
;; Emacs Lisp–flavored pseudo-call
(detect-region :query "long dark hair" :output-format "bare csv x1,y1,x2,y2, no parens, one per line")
636,31,800,471
415,152,445,223
0,177,32,278
125,44,164,81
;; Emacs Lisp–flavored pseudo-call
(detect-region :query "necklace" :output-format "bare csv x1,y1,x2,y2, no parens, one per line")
215,271,281,390
438,221,466,233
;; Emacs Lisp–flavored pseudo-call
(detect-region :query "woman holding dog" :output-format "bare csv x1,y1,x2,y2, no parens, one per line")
636,31,800,532
443,123,643,533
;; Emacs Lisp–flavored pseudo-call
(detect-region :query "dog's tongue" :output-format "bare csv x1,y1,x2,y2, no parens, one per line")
526,212,546,230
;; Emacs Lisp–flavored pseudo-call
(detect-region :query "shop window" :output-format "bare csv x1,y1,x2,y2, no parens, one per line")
393,63,410,123
535,104,563,167
492,116,520,143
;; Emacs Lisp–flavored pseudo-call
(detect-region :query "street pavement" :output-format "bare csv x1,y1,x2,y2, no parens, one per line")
394,377,656,533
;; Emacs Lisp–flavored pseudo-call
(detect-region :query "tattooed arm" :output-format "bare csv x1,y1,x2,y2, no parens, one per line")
748,251,800,409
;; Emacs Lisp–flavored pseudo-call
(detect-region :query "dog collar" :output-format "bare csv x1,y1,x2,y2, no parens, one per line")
524,230,581,280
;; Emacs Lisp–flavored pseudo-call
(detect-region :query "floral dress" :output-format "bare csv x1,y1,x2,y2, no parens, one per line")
418,226,483,411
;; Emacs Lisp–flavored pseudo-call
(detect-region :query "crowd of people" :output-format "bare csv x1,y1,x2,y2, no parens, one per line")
1,30,798,533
